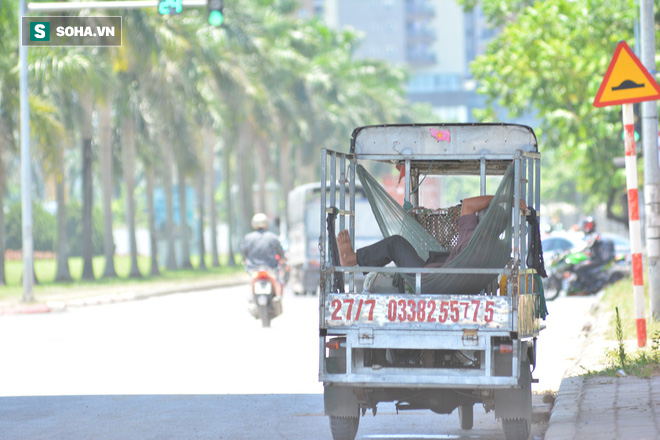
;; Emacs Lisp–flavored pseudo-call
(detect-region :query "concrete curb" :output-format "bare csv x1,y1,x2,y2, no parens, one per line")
544,376,583,440
0,275,250,315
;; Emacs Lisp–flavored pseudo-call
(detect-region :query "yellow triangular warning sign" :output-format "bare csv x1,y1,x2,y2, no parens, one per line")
593,41,660,107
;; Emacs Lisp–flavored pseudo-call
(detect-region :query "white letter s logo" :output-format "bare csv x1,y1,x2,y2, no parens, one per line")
35,24,45,39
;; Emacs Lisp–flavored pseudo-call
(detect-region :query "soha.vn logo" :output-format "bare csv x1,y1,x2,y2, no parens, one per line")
30,22,50,41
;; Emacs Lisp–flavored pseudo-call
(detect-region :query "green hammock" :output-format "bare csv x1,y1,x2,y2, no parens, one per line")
356,163,516,295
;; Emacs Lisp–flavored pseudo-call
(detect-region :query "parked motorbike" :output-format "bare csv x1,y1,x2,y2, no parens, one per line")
543,236,625,300
247,264,284,327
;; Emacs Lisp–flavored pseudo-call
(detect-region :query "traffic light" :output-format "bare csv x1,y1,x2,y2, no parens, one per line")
158,0,182,15
207,0,224,26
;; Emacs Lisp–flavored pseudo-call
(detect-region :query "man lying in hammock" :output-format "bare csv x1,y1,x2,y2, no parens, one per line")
337,195,526,269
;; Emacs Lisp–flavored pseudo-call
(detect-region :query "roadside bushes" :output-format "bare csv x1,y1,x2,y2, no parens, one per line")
5,201,103,256
6,202,56,252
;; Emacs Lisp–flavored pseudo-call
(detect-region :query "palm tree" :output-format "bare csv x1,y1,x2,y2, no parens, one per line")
98,100,117,277
196,169,207,270
162,139,177,270
177,165,193,269
204,128,220,266
120,113,142,277
145,165,160,276
0,0,19,285
223,144,237,266
79,91,95,280
113,9,198,276
29,42,109,283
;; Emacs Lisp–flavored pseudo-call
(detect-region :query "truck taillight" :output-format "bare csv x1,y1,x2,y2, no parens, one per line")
494,344,513,354
325,339,342,350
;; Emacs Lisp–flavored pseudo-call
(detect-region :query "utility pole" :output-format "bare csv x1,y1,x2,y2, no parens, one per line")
640,0,660,321
19,0,34,302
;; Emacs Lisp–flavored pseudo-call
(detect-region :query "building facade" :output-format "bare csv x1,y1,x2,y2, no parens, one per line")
313,0,494,122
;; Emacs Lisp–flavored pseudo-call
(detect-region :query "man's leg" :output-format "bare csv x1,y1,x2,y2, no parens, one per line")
357,235,425,267
337,231,425,267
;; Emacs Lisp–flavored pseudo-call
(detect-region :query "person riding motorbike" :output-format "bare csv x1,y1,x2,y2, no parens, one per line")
241,213,286,267
241,213,287,288
241,213,286,326
581,216,596,236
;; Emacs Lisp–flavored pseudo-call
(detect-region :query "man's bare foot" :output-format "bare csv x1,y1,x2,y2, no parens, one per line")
337,230,358,266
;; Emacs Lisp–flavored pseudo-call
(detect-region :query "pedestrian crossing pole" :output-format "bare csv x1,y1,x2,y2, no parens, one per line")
593,40,660,348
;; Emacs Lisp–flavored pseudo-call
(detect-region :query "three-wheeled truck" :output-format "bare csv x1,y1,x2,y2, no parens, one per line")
318,124,545,440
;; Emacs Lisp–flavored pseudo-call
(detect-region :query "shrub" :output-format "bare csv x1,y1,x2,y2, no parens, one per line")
5,201,56,252
5,201,104,256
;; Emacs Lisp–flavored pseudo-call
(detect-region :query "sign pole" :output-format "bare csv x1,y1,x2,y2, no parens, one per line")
640,0,660,322
594,40,660,348
623,103,647,347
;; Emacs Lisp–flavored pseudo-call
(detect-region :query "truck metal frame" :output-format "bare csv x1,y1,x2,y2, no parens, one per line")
318,124,544,440
287,182,382,295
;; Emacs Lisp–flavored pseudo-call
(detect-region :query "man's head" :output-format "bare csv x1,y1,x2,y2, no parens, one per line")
251,213,269,230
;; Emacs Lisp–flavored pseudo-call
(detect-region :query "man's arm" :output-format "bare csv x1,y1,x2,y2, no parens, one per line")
461,195,528,216
461,195,494,215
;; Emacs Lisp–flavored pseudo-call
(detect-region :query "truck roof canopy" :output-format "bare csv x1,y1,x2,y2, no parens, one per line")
350,123,538,175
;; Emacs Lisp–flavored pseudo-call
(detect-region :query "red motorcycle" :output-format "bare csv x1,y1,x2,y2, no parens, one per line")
248,265,284,327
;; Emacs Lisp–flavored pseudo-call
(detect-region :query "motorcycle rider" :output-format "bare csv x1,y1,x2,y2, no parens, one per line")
581,216,596,237
241,213,286,270
570,216,615,294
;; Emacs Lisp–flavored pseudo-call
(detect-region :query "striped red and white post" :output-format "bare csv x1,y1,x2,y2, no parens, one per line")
623,103,647,347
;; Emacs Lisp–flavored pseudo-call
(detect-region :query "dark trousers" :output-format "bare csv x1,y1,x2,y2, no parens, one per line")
356,235,425,268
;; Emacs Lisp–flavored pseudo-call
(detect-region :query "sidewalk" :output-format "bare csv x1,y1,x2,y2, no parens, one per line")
0,274,250,315
545,297,660,440
545,375,660,440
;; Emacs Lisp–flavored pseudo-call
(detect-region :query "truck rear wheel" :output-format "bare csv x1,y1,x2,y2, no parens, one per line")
498,359,532,440
329,415,359,440
502,418,530,440
458,403,474,430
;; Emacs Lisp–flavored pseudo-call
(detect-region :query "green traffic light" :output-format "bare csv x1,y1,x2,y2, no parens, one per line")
621,130,640,142
209,10,224,26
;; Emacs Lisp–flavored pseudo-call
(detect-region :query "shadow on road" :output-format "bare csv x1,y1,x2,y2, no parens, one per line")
0,393,549,440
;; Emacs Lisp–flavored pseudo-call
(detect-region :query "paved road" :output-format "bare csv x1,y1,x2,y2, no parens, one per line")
0,286,600,439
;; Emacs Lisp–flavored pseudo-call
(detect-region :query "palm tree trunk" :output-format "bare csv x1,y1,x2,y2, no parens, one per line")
121,116,141,278
80,92,95,280
146,166,160,276
205,129,219,267
223,142,236,267
0,112,14,285
177,166,192,269
0,141,6,285
236,122,254,238
197,171,206,270
164,140,177,270
99,101,116,278
55,140,72,282
279,130,292,221
256,139,267,214
0,110,14,285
